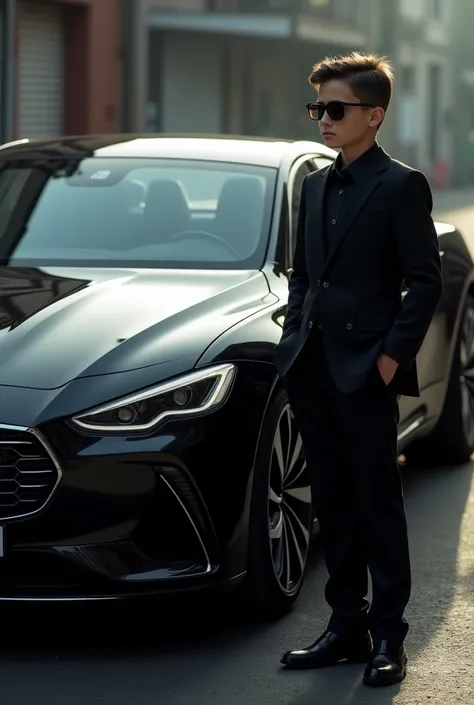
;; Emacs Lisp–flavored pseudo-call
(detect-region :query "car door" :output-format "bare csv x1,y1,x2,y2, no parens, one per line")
271,157,317,332
397,279,445,432
288,156,324,262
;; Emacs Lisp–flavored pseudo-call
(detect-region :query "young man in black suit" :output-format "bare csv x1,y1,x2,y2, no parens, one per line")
275,53,443,687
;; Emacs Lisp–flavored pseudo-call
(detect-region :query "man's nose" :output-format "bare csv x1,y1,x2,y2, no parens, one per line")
320,112,332,127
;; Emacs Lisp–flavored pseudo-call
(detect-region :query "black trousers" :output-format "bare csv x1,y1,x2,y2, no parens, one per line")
283,331,411,645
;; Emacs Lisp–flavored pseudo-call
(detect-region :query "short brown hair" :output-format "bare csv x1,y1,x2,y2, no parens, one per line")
309,52,394,111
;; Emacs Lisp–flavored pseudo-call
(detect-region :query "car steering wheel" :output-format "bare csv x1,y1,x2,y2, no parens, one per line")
170,230,241,259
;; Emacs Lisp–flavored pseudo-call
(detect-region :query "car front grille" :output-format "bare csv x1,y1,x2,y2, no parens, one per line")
0,426,62,520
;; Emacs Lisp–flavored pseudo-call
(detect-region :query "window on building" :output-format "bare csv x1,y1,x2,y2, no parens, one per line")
401,66,415,93
428,0,443,19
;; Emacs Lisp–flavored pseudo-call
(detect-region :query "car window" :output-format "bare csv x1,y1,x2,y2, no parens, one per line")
0,158,278,270
289,160,313,260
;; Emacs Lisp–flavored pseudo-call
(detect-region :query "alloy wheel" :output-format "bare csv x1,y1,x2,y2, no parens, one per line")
460,306,474,449
268,403,312,595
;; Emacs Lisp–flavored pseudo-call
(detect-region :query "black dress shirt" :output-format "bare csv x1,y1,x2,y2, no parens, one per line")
323,143,382,258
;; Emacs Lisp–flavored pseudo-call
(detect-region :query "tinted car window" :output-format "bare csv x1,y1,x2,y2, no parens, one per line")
291,162,312,229
290,161,313,259
0,158,277,270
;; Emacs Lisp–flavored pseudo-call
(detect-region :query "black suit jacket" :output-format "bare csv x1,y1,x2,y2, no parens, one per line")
274,146,443,397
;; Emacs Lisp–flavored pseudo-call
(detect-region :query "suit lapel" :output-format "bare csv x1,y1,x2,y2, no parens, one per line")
304,166,331,277
322,148,391,274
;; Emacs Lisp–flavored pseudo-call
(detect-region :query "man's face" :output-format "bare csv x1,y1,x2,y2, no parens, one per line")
316,79,382,150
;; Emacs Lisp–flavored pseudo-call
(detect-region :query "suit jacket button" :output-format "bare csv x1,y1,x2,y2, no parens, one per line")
318,324,323,330
323,281,329,288
346,323,353,330
316,280,321,287
308,321,313,328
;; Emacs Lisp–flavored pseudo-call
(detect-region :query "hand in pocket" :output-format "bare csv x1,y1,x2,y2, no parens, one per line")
377,353,399,386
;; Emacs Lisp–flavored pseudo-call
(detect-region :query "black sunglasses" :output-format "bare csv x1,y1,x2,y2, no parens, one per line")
306,101,376,122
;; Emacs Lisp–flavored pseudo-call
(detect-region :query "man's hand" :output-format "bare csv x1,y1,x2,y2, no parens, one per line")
377,353,399,386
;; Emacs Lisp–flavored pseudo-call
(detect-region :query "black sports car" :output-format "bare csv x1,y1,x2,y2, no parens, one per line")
0,134,472,616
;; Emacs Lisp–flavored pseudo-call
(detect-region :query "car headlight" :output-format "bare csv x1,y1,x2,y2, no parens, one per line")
72,363,236,433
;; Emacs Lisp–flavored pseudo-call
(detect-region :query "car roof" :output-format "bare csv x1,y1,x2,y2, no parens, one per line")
0,133,336,168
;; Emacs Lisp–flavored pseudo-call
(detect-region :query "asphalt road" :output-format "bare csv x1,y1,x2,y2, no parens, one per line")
0,192,471,705
0,459,470,705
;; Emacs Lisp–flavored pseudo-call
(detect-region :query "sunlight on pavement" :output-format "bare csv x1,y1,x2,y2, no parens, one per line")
456,471,474,578
391,464,474,705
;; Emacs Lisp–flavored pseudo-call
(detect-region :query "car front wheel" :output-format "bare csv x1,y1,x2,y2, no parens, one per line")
241,390,313,619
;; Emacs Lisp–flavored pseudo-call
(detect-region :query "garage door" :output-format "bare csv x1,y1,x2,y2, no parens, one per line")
18,0,65,139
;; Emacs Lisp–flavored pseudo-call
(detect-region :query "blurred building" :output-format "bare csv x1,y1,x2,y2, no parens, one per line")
0,0,122,142
123,0,463,186
0,0,455,185
450,0,474,186
387,0,454,185
123,0,383,140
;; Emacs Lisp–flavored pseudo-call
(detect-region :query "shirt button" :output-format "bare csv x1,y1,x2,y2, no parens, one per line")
308,321,313,328
316,279,321,287
332,219,337,225
317,324,323,330
346,323,353,330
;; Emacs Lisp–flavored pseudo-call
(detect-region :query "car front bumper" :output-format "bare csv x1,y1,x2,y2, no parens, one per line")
0,362,274,600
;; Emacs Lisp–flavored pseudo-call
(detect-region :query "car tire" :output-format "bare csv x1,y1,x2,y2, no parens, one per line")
419,294,474,465
240,389,313,619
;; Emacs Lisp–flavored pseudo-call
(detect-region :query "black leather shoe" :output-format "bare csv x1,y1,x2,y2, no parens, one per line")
281,630,372,670
363,640,408,687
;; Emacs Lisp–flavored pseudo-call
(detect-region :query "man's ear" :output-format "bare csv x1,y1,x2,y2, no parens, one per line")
369,107,385,129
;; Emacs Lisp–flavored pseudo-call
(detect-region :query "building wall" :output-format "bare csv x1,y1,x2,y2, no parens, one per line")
55,0,121,135
0,0,121,141
56,0,121,134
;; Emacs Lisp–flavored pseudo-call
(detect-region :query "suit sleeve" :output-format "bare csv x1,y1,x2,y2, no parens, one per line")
281,175,309,339
382,170,443,368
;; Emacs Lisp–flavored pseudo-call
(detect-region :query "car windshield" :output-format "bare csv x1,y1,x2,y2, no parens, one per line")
0,157,277,269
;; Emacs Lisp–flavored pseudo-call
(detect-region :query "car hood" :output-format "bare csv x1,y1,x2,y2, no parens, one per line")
0,266,273,389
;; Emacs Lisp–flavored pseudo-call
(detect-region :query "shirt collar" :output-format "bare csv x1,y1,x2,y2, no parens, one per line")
331,143,381,182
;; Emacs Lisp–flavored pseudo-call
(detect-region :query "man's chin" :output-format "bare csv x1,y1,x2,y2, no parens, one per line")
321,133,341,147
